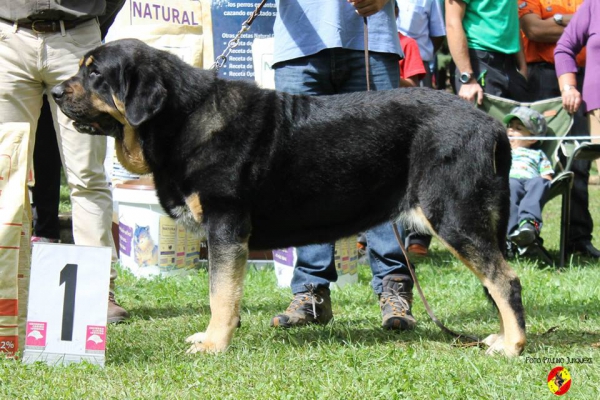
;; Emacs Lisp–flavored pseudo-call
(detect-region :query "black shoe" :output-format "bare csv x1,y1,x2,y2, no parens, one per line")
379,275,416,331
509,221,539,247
506,240,517,259
270,285,333,328
568,241,600,259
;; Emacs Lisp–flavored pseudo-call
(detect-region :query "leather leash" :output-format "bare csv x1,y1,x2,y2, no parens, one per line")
391,224,482,344
363,17,371,91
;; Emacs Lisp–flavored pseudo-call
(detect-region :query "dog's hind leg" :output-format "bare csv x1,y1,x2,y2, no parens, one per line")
430,217,526,357
186,220,249,353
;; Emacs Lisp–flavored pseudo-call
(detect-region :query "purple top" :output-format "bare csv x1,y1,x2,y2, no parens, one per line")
554,0,600,113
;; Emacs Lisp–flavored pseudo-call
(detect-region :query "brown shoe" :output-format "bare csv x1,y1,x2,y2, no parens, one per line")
407,243,428,258
380,274,416,330
270,285,333,328
108,292,130,324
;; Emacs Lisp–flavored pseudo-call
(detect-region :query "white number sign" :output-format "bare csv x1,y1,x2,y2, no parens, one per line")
22,243,111,366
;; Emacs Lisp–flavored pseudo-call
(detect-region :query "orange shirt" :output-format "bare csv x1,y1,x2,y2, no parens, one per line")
519,0,586,66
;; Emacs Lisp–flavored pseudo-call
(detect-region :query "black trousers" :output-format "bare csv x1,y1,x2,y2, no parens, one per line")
528,62,593,245
455,49,531,102
31,96,62,240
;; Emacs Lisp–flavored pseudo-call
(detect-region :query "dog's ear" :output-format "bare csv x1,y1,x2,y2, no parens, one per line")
123,68,166,127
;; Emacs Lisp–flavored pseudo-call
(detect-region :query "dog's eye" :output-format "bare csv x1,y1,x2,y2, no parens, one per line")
89,70,101,79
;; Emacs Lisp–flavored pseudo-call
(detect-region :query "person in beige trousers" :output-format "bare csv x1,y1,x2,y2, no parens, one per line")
0,1,129,322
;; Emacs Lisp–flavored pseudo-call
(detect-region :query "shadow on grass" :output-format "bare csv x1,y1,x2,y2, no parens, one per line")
128,298,292,322
128,303,210,320
526,328,600,348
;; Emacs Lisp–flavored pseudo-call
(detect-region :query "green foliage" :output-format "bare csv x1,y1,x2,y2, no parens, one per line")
3,189,598,399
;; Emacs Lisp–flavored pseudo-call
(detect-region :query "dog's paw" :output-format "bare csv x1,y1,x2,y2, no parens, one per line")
483,334,504,355
186,342,225,354
185,332,207,344
483,333,524,357
184,331,229,354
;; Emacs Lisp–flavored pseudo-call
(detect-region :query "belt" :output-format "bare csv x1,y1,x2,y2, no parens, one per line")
2,18,90,34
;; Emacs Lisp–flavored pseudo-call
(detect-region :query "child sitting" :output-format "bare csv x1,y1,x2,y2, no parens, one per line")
504,106,554,253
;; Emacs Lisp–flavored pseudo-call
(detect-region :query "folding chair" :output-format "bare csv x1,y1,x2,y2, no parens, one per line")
478,94,600,267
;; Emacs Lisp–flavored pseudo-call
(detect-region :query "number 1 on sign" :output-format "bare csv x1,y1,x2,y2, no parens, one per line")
59,263,78,341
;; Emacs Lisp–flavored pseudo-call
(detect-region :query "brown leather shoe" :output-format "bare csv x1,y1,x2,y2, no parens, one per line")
270,285,333,328
380,274,416,331
108,292,130,324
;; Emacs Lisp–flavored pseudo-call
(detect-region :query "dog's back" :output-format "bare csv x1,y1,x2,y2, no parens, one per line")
244,87,511,252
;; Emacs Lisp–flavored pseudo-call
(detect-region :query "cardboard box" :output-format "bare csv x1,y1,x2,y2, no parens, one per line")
114,182,205,278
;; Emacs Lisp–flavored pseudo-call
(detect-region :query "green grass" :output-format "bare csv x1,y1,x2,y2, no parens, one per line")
3,188,599,399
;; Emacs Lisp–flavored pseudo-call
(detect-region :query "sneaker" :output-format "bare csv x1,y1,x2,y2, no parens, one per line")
568,241,600,259
380,274,416,330
509,220,540,247
270,285,333,328
506,240,517,259
108,292,130,324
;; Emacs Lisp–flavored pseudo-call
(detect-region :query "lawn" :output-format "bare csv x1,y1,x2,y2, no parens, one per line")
2,187,599,399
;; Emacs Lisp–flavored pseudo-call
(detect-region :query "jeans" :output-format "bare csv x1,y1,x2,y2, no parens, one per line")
508,177,551,235
274,48,410,295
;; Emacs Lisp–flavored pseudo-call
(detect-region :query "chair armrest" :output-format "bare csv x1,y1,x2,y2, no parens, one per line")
546,171,574,201
565,143,600,171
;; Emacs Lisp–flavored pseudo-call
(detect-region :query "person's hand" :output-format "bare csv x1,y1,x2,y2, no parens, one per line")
458,82,484,105
348,0,388,17
561,86,582,114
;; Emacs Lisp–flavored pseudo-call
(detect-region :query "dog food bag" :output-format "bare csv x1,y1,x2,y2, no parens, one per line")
0,123,31,358
104,0,207,183
105,0,207,67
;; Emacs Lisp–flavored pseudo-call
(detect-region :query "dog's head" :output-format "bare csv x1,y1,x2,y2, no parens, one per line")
52,38,167,138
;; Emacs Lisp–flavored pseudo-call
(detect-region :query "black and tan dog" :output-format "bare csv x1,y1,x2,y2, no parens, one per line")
52,39,525,357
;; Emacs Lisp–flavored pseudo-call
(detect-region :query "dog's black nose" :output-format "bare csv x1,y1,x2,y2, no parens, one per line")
51,85,65,101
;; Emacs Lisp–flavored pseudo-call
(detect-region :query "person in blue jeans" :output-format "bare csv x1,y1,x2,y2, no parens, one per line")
270,0,416,331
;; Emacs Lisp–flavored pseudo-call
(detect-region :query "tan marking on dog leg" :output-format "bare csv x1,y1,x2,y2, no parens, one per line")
431,234,525,357
482,266,526,357
187,240,249,353
115,125,150,175
185,193,204,223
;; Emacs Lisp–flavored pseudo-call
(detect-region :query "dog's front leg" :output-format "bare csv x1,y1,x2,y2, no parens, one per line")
186,227,249,354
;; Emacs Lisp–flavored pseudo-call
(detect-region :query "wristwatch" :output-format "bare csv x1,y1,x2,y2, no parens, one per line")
562,84,574,93
553,13,564,26
459,72,473,84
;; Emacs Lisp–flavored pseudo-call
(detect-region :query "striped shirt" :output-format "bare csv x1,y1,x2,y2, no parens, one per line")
510,147,554,179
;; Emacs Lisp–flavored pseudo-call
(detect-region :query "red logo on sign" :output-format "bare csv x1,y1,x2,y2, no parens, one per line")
25,321,47,348
85,325,107,352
